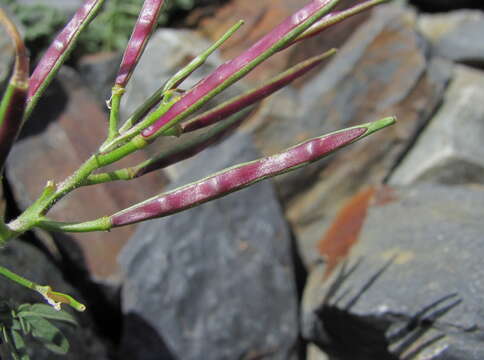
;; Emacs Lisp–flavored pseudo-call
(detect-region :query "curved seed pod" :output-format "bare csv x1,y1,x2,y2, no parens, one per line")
140,0,340,139
293,0,389,45
0,9,29,174
176,49,336,134
115,0,165,88
112,117,396,226
27,0,105,117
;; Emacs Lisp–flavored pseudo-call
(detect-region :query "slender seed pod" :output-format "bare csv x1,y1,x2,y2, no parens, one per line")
27,0,105,116
140,0,341,139
293,0,389,45
178,49,336,134
0,9,29,173
111,117,396,227
115,0,165,88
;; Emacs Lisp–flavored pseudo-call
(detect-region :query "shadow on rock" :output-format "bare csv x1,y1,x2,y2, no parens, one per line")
120,313,177,360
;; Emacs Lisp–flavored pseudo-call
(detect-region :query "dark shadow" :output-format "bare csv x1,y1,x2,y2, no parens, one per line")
287,227,308,360
309,258,461,360
390,294,462,360
312,258,398,360
409,0,484,12
49,232,123,348
120,313,177,360
17,77,68,140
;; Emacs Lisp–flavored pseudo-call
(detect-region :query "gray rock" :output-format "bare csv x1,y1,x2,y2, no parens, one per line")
390,65,484,186
302,184,484,360
0,239,108,360
249,4,451,269
0,17,15,87
14,0,82,14
119,133,299,359
418,10,484,67
78,52,123,108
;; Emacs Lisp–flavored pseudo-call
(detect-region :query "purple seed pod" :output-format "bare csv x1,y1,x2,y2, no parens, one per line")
28,0,103,102
0,9,29,172
111,117,395,226
293,0,388,44
115,0,165,88
181,49,336,134
140,0,339,139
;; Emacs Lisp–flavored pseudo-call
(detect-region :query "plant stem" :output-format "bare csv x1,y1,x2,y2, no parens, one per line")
105,85,125,143
118,20,244,134
0,265,85,311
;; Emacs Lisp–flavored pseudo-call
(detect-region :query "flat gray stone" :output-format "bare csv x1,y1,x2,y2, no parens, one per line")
119,133,299,360
390,65,484,186
418,10,484,66
302,184,484,360
250,4,451,269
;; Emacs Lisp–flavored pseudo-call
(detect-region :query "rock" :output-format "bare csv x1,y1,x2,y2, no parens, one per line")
5,67,168,283
119,133,299,360
78,51,123,108
418,10,484,67
0,239,108,359
248,5,451,269
122,28,245,123
302,184,484,360
0,17,15,87
307,344,330,360
195,0,372,86
390,65,484,186
15,0,83,14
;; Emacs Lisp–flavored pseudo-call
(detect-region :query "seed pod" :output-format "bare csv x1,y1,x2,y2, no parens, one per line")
112,117,395,226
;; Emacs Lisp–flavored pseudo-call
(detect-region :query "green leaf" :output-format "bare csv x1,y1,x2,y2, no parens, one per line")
22,315,69,355
18,304,78,326
10,329,30,360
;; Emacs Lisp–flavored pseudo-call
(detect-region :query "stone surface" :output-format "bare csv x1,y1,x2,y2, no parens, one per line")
195,0,372,86
5,67,168,282
78,51,123,108
418,10,484,67
0,239,108,359
390,65,484,186
15,0,82,13
248,5,451,269
122,28,246,123
307,344,330,360
302,184,484,360
0,18,15,87
120,133,299,360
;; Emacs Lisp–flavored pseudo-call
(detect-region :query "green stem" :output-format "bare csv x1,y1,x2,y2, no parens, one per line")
100,91,179,153
0,265,86,311
117,20,244,134
37,217,112,233
105,85,125,144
